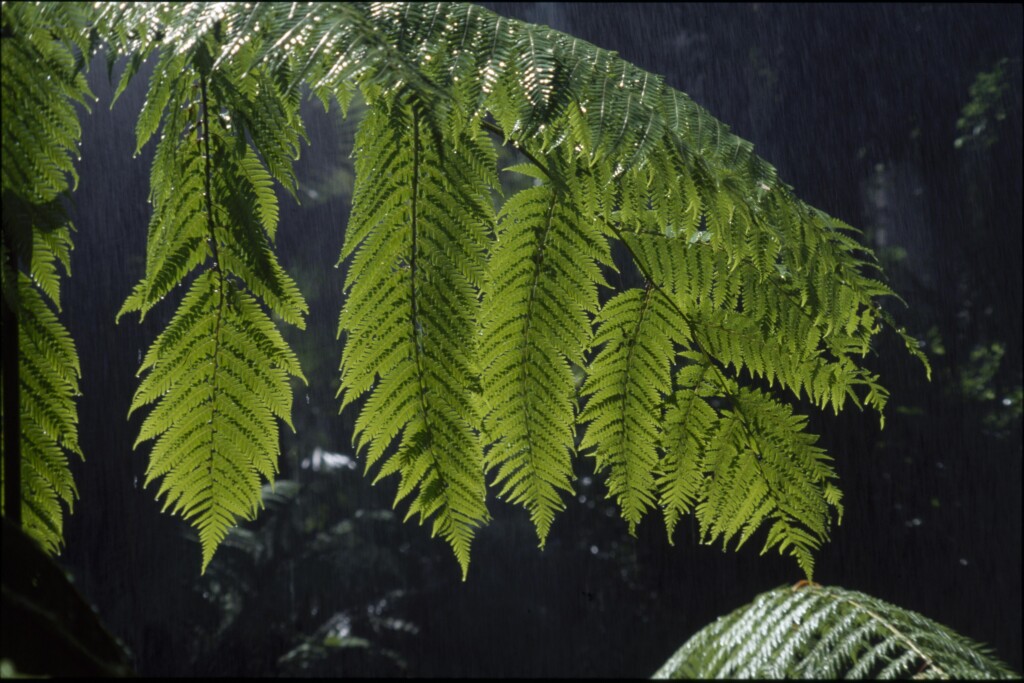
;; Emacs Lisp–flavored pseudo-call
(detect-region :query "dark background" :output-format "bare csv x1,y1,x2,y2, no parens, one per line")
48,3,1022,676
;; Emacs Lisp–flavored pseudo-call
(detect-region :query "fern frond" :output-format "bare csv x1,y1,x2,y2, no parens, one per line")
120,38,307,571
2,273,83,555
1,2,89,554
131,274,301,571
653,584,1019,679
695,383,839,578
59,1,930,578
579,284,685,533
479,158,610,546
1,2,93,203
337,100,494,577
657,354,717,540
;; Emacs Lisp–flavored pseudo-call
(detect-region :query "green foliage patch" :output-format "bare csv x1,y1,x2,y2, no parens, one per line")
1,2,929,578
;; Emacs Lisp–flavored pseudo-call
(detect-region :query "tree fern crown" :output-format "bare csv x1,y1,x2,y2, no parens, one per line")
2,1,929,576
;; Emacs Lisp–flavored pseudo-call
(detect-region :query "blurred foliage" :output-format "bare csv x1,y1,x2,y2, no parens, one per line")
955,58,1015,151
183,466,422,676
958,343,1022,437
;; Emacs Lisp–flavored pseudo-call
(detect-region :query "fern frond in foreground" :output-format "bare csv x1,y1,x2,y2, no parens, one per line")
653,583,1019,679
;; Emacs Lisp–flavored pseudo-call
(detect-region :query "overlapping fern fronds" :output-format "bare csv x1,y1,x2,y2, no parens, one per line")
6,2,931,576
107,1,925,576
653,583,1019,679
1,2,91,554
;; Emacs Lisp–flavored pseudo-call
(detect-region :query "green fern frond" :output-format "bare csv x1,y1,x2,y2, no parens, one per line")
130,274,301,571
657,354,717,540
1,2,93,203
0,1,931,578
479,159,611,546
653,584,1019,679
695,383,839,578
337,100,493,578
119,36,307,571
2,273,83,555
579,284,685,533
1,2,90,554
271,1,919,573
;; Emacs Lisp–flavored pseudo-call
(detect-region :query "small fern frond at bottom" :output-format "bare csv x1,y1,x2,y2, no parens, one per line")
653,583,1019,680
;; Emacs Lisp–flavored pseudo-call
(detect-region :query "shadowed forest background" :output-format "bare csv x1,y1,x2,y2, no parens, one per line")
43,3,1021,676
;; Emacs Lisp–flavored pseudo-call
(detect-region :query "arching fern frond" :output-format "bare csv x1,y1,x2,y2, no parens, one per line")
304,1,925,575
6,1,933,578
653,583,1019,679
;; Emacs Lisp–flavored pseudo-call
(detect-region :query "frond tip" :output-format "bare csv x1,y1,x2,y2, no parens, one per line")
131,274,304,572
653,584,1019,679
